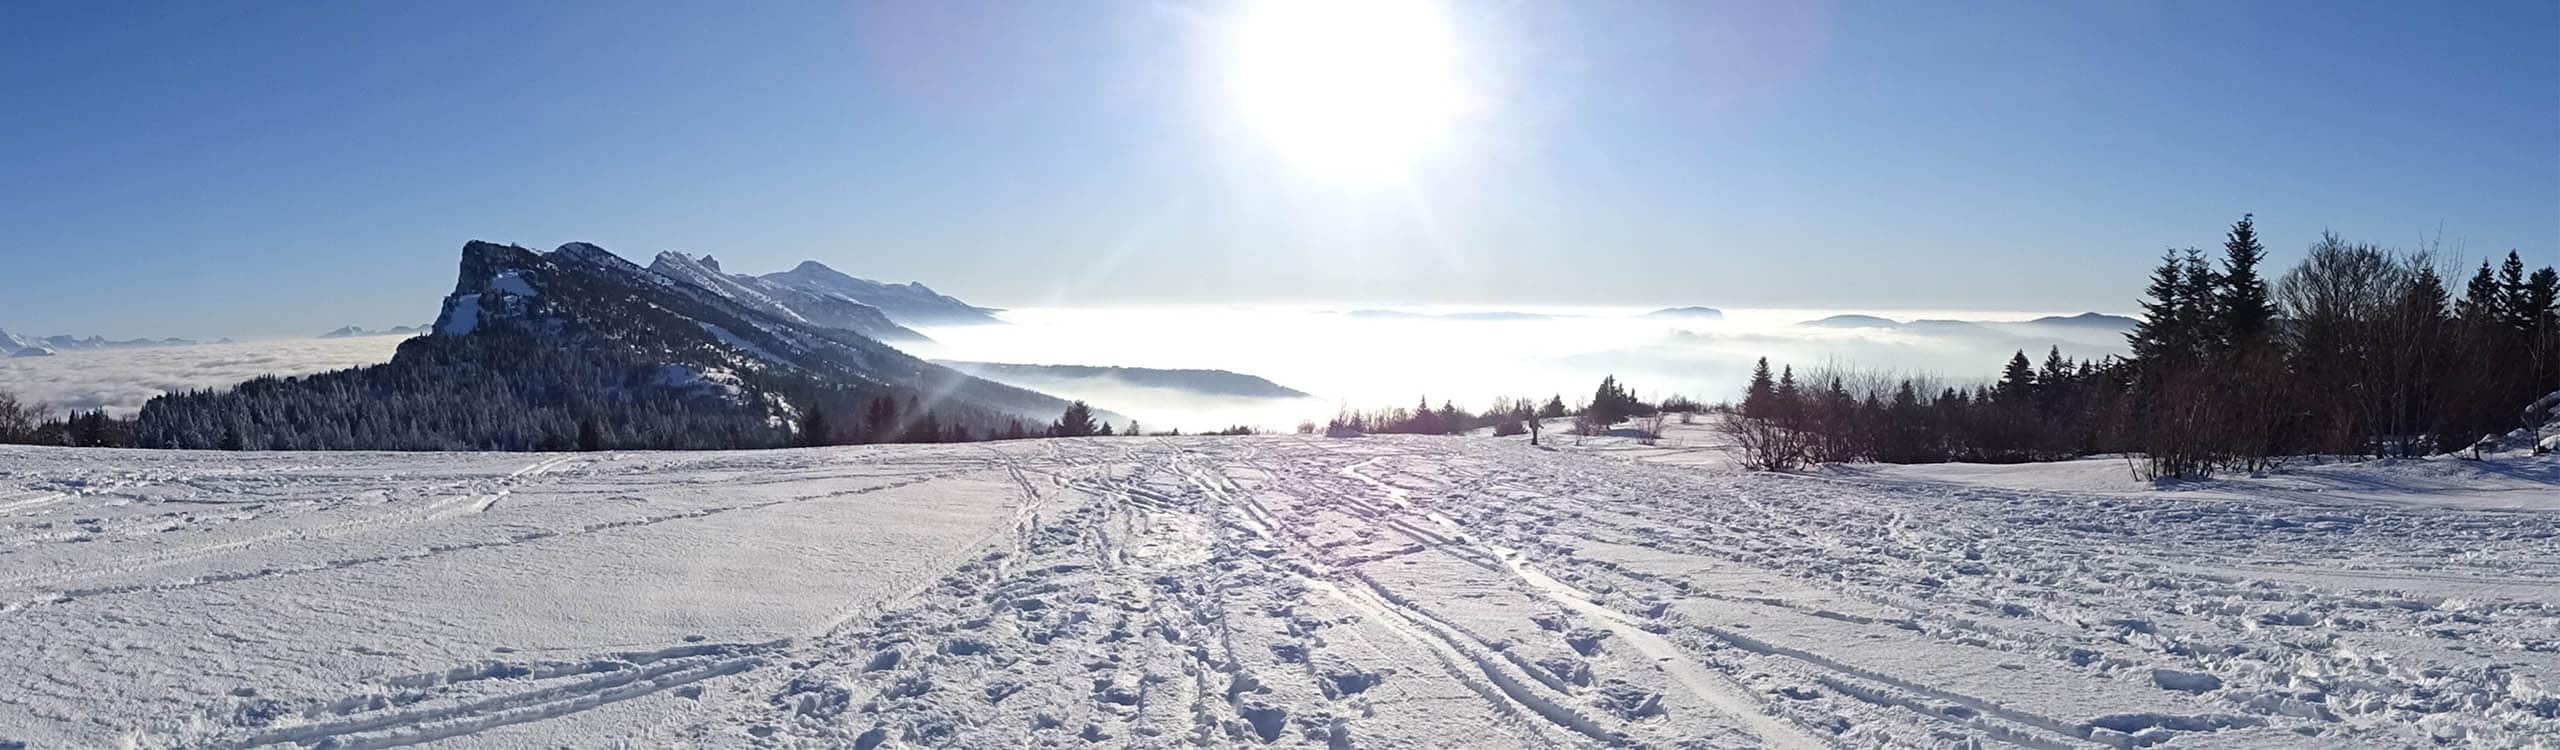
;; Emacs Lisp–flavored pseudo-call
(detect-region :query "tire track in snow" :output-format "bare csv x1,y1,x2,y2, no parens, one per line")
207,640,783,750
1170,445,1575,748
1190,446,1652,747
0,491,67,516
1410,442,2273,748
1323,451,1830,749
5,456,585,593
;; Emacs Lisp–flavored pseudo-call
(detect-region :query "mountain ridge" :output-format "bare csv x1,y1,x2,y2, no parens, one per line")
133,241,1100,450
761,261,1003,327
648,252,926,343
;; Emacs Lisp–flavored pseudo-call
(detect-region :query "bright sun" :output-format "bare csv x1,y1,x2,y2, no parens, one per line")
1226,0,1473,185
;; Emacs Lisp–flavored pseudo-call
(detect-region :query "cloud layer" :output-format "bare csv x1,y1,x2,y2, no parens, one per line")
0,337,405,417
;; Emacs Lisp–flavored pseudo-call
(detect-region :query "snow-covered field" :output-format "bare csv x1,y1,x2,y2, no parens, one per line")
2,434,2555,748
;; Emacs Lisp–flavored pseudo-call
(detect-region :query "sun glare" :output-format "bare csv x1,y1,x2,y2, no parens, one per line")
1226,0,1474,185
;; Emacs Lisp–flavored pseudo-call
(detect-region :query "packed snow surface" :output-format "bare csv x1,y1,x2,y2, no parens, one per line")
1,434,2555,748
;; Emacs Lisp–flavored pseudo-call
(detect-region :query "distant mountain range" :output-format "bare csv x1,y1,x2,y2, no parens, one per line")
1347,309,1557,322
2021,312,2142,329
1798,312,2138,331
937,361,1311,400
1643,306,1725,320
134,241,1092,450
648,254,927,342
318,325,427,339
760,261,1004,327
1338,307,1729,321
0,328,201,355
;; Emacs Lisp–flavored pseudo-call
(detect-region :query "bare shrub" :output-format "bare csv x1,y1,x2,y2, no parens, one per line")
0,389,35,444
1716,409,1810,471
1635,414,1667,446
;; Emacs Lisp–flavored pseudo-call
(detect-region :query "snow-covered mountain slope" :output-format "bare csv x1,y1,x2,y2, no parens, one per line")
647,252,926,343
132,242,1091,449
4,436,2551,748
760,260,1003,327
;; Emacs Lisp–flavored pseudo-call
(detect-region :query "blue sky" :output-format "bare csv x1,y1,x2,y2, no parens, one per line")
3,0,2554,339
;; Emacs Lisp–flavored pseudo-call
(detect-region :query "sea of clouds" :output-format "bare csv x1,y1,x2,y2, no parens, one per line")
906,305,2134,431
1,307,2132,431
0,337,407,417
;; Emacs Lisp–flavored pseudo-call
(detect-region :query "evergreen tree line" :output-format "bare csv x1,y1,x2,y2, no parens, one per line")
796,397,1230,445
6,382,1221,451
1720,216,2559,476
1316,376,1698,445
0,400,138,449
2122,217,2556,476
1321,393,1584,437
1718,352,2135,470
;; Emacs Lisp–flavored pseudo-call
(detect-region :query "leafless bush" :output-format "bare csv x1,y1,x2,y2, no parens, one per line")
1635,413,1667,445
1716,410,1810,471
0,388,35,444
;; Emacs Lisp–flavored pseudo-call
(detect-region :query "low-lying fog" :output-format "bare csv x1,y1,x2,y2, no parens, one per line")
909,306,2133,433
3,307,2133,432
0,337,407,417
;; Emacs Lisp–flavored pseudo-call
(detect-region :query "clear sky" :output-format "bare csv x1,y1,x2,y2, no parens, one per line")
3,0,2554,339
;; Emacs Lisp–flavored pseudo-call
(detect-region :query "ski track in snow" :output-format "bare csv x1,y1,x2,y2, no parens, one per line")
0,435,2554,748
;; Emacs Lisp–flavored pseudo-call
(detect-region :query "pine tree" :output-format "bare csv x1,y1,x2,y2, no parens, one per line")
864,396,899,443
1774,366,1801,423
2500,251,2533,331
799,407,833,447
578,417,605,451
1409,395,1441,434
1882,381,1927,462
1052,401,1099,438
2407,266,2452,319
901,412,942,443
2128,252,2191,364
1742,358,1777,418
2528,267,2559,328
1997,350,2036,404
2179,248,2222,349
1587,376,1637,427
2216,214,2273,346
2458,261,2503,324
